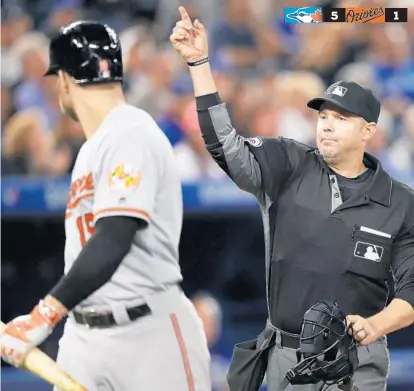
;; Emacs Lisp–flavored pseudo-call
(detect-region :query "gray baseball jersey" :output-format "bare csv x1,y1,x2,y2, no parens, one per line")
57,104,212,391
64,103,184,308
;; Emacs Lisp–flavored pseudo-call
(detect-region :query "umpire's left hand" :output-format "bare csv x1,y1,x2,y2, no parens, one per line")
346,314,381,345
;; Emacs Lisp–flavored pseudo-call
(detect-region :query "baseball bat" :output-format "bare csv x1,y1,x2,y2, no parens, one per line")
0,321,87,391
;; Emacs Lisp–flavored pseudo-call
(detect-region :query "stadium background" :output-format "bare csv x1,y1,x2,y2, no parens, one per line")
1,0,413,389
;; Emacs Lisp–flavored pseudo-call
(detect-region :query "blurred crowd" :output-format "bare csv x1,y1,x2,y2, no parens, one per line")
1,0,414,187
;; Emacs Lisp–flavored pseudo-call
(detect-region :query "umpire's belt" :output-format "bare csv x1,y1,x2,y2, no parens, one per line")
73,303,151,328
266,320,300,349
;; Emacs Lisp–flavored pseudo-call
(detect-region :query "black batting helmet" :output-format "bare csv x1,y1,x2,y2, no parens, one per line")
281,300,358,390
44,21,123,85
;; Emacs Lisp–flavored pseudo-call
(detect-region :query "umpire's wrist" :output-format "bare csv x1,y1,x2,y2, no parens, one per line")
187,56,209,67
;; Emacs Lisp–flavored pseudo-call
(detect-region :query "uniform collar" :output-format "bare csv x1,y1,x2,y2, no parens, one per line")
362,152,392,207
314,150,392,207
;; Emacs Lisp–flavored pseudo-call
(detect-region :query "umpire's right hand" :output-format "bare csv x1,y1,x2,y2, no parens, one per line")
170,6,209,63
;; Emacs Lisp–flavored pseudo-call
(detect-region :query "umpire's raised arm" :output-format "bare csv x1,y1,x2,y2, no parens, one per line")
170,6,305,201
171,7,414,391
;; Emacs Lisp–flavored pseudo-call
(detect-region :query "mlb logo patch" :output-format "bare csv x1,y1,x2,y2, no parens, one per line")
98,59,111,79
354,241,384,262
328,85,348,97
284,7,323,24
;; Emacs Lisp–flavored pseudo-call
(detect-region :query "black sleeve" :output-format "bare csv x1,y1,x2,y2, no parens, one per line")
49,216,146,311
392,219,414,308
196,93,310,202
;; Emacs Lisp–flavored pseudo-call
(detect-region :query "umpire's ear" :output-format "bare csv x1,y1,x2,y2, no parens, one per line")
361,120,377,143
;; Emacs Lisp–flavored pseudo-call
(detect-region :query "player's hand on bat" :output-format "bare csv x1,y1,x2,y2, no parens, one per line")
1,298,65,367
170,6,208,62
346,314,381,345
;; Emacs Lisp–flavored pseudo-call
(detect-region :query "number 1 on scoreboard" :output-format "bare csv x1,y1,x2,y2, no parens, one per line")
385,8,408,22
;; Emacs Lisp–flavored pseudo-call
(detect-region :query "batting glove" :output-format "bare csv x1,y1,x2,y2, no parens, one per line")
1,300,64,367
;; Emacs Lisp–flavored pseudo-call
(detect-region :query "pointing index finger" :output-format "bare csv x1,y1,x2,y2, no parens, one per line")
178,6,191,22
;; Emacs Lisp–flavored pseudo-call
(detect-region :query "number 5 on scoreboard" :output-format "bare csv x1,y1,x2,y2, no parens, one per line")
323,8,345,22
76,213,95,246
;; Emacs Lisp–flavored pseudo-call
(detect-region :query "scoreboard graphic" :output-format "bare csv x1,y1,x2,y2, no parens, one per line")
284,7,408,23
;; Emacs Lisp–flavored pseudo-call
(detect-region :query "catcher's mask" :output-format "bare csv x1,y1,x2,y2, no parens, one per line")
281,300,358,390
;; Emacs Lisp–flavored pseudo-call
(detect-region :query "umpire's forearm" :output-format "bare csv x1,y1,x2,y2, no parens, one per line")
188,62,217,97
369,298,414,336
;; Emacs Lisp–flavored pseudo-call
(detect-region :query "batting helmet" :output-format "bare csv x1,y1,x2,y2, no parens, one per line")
281,300,358,390
44,21,123,85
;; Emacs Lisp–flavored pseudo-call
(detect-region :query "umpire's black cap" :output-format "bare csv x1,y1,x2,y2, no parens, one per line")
307,81,381,123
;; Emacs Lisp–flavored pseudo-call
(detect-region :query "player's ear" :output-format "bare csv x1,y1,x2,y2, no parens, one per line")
57,71,70,94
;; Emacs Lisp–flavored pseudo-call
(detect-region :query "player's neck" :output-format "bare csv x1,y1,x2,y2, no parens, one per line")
76,88,125,139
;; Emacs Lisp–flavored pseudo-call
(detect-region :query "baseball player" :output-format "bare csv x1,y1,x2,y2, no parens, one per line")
1,21,211,391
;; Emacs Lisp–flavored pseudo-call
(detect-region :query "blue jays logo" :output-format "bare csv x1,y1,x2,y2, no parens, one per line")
284,7,323,23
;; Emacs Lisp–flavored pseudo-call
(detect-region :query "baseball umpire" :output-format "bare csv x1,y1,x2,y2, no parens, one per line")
170,6,414,391
1,21,212,391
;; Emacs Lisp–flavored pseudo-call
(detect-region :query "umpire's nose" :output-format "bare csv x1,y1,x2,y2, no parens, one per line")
322,117,335,133
320,113,335,134
323,126,334,133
